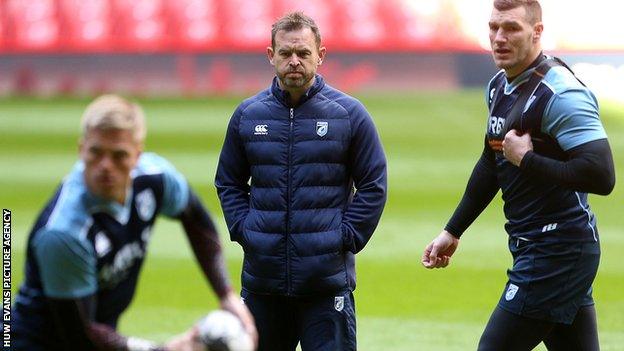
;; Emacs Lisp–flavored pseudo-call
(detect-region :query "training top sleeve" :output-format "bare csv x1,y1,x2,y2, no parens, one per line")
542,88,607,151
150,155,190,218
33,229,97,299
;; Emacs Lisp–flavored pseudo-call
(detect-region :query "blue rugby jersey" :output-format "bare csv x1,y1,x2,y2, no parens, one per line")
485,57,607,242
12,153,189,346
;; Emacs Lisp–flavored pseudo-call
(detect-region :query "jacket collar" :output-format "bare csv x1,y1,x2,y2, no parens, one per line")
271,74,325,107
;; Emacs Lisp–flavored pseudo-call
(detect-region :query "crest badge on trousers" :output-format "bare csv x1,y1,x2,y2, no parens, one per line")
316,121,328,137
505,283,519,301
334,296,344,312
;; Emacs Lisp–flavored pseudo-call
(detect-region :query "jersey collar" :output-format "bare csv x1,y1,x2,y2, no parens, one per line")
70,161,134,225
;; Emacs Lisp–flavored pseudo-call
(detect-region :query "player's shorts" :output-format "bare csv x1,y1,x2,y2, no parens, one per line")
497,237,600,324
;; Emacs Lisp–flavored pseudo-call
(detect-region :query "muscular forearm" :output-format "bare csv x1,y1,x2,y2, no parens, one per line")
445,150,499,238
180,190,232,299
520,139,615,195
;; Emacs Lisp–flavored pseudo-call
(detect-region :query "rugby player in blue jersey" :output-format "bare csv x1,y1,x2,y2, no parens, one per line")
11,95,256,351
422,1,615,350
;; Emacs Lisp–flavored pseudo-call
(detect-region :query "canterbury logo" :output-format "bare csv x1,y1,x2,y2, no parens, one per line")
254,124,268,135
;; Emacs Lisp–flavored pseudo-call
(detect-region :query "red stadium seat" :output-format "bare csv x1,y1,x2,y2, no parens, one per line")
59,0,113,51
6,0,60,51
0,2,6,51
112,0,168,51
167,0,221,50
278,0,339,48
220,0,275,50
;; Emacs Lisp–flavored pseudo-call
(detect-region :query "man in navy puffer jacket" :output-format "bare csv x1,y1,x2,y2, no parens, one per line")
215,11,387,351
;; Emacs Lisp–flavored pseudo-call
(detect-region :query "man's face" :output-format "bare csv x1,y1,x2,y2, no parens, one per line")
489,6,543,77
80,129,142,203
267,27,326,92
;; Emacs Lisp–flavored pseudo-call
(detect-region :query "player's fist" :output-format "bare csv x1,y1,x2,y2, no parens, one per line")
219,291,258,349
502,129,533,167
422,230,459,269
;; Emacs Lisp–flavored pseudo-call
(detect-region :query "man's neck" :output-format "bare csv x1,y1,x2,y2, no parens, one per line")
506,51,544,82
278,77,315,107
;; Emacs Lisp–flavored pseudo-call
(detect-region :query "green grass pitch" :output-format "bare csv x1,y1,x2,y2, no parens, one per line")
2,92,623,350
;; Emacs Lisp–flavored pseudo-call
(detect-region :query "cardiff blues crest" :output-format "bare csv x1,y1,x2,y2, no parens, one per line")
316,121,328,137
135,189,156,221
505,283,519,301
334,296,344,311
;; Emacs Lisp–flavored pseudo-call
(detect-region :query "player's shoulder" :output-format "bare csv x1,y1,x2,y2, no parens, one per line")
32,226,92,257
133,152,178,178
485,70,506,104
41,164,92,238
541,64,588,95
487,70,506,88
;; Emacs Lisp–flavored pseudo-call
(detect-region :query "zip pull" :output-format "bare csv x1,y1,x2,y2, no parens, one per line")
290,108,294,120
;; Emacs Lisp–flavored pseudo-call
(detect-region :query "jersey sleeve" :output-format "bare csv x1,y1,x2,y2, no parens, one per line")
542,88,607,151
158,157,190,218
32,229,97,299
139,152,190,217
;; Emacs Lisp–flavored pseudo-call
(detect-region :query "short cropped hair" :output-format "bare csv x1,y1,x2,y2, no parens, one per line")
493,0,542,24
271,12,321,49
81,94,146,143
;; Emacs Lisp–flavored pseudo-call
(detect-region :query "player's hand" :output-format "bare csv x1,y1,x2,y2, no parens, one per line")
220,290,258,349
164,326,203,351
422,230,459,269
502,129,533,167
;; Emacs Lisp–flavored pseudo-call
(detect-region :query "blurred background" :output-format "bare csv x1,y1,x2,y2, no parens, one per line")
2,1,623,350
1,0,623,98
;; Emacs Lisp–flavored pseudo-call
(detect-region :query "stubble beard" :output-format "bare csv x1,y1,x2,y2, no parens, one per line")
279,71,314,90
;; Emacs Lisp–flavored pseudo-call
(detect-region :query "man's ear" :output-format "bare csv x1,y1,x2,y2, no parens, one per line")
533,22,544,42
318,46,327,65
267,46,275,65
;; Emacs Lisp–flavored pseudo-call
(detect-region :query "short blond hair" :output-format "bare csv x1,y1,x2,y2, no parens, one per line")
81,94,146,143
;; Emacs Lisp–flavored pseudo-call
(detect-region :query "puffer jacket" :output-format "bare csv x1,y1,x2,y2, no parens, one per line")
215,75,387,296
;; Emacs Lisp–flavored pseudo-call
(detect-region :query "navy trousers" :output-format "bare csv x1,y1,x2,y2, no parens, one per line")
242,288,356,351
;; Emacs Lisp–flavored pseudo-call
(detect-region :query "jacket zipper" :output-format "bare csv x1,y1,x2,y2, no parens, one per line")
286,107,294,295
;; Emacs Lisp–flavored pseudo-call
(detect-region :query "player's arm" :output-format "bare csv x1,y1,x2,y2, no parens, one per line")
176,189,257,347
341,102,387,254
215,106,252,244
503,88,615,195
34,230,168,351
423,139,499,269
519,139,614,195
444,138,500,238
178,190,232,298
158,153,257,344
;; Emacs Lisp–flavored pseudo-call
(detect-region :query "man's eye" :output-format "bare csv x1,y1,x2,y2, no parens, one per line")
113,152,128,161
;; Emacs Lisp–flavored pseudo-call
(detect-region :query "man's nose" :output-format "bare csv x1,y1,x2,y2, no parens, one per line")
289,54,301,66
494,29,507,43
98,155,114,170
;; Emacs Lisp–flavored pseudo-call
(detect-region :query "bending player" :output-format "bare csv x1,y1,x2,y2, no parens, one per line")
11,94,256,351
